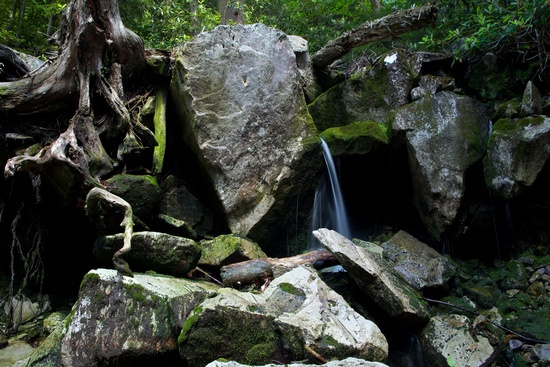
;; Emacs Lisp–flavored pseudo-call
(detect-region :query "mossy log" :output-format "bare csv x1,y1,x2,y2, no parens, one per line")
219,249,338,287
311,4,438,70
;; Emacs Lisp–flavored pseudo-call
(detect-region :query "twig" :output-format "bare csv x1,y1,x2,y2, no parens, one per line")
305,345,328,364
192,267,223,286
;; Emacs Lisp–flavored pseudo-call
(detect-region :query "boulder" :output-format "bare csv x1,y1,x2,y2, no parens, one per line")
420,314,494,367
381,230,456,291
392,91,490,240
313,228,431,325
319,121,390,156
60,269,219,367
484,116,550,199
93,231,201,276
104,174,162,223
170,23,319,244
179,266,388,366
308,49,423,132
198,233,267,267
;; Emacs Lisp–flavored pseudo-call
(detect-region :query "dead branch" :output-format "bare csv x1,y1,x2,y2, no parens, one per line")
311,4,438,70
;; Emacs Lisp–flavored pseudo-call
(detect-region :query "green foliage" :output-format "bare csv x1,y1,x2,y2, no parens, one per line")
0,0,65,56
419,0,549,66
119,0,219,50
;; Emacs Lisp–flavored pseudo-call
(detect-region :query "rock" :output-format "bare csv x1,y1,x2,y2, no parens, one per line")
60,269,219,367
0,340,35,367
2,294,49,325
309,49,422,132
159,175,213,237
199,234,267,267
319,121,390,156
411,74,456,101
392,91,490,240
521,81,543,116
171,23,319,245
205,357,390,367
381,230,456,291
420,314,494,367
105,174,162,223
484,116,550,199
93,231,201,276
179,266,388,366
313,228,431,325
287,35,322,103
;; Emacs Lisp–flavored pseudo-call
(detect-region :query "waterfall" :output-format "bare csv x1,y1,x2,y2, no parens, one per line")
308,139,351,249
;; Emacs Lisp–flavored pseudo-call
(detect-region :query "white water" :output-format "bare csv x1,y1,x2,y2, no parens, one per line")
308,139,351,248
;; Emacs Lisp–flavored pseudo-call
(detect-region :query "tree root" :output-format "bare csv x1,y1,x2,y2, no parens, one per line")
86,187,134,277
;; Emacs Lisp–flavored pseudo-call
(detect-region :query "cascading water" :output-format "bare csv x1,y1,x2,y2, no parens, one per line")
308,139,351,249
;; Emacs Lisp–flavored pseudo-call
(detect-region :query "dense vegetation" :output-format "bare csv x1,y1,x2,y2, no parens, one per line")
1,0,548,70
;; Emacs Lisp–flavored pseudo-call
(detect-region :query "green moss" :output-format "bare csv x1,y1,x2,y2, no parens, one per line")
279,282,301,295
79,272,101,290
319,121,390,156
245,341,279,365
123,282,148,303
492,116,546,136
178,305,203,344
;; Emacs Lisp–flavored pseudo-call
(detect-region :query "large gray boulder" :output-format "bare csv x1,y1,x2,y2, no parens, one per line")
179,266,389,366
484,116,550,199
171,23,319,243
61,269,219,367
313,229,431,325
392,91,490,240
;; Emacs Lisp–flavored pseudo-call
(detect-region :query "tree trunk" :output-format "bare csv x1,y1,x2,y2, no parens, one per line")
311,4,438,70
219,249,338,287
0,0,154,193
218,0,245,25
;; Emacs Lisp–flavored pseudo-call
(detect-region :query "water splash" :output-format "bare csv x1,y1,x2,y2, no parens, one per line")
309,139,351,248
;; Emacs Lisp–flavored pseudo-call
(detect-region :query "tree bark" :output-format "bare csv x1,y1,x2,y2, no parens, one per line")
311,4,438,70
1,0,153,190
219,249,338,287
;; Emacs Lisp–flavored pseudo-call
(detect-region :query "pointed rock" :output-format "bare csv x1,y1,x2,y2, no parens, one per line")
313,228,430,325
521,80,543,116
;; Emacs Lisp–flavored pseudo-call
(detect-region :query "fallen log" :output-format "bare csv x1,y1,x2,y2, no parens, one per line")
220,249,338,287
311,4,438,70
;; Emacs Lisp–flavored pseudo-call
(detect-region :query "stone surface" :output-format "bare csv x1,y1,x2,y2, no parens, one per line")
61,269,219,367
179,266,388,366
171,23,319,241
484,116,550,199
199,233,267,267
93,231,201,276
381,230,456,290
420,314,494,367
309,49,422,132
392,91,490,240
313,228,431,325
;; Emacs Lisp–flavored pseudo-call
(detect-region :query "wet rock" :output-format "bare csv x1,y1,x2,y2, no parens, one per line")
60,269,219,367
93,231,201,276
381,230,456,291
484,116,550,199
392,91,490,240
179,266,388,366
313,228,431,325
420,314,494,367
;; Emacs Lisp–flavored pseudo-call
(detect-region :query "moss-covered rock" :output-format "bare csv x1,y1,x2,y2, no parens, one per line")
308,49,422,132
199,234,267,267
319,121,390,156
105,174,162,222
